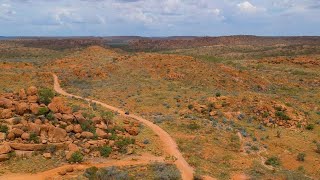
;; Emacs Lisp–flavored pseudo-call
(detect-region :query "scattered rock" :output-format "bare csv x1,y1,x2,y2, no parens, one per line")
0,132,6,141
11,128,24,137
48,127,67,143
19,89,27,100
27,95,38,103
58,169,67,176
96,128,108,138
43,153,52,159
6,132,15,140
21,133,30,140
66,166,74,173
73,124,83,133
68,143,80,152
15,102,29,115
30,103,40,114
62,114,74,123
27,86,38,96
0,109,13,119
0,154,9,162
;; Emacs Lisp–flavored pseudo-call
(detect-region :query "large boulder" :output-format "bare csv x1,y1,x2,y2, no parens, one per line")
96,128,108,139
81,131,94,139
73,124,83,133
15,102,29,115
19,89,27,100
124,126,139,136
0,97,13,108
68,143,80,152
11,128,24,137
28,123,41,135
30,103,40,114
0,143,11,154
27,95,38,103
9,143,46,151
48,127,67,143
62,114,74,123
73,112,86,124
65,125,74,133
0,109,13,119
27,86,38,96
21,133,30,140
0,133,6,140
48,97,72,114
6,132,15,140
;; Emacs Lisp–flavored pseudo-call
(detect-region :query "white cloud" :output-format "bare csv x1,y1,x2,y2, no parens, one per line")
237,1,259,13
0,3,16,20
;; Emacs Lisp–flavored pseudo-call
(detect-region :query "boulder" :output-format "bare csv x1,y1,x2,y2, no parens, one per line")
27,95,38,103
9,143,46,151
81,131,94,139
0,132,6,140
0,97,13,108
48,97,72,114
0,143,11,154
28,123,41,135
96,128,108,139
0,109,12,119
43,153,52,159
74,112,86,124
30,103,40,114
92,117,102,124
62,114,74,123
48,127,67,143
54,113,63,120
11,128,24,137
96,122,108,130
68,143,80,152
27,86,38,96
0,154,9,162
15,102,29,115
19,89,27,100
124,126,139,136
35,119,42,125
21,133,30,140
73,124,83,133
6,132,15,140
65,125,74,133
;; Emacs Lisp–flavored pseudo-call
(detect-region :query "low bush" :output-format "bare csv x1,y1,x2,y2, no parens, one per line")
46,112,55,121
38,107,49,115
69,151,83,163
99,146,112,157
316,143,320,154
265,156,281,167
151,163,181,180
275,111,290,120
29,132,39,143
187,123,200,130
80,120,96,134
0,124,8,133
115,137,135,153
305,124,314,130
38,88,55,105
84,166,99,179
96,166,129,180
297,153,306,162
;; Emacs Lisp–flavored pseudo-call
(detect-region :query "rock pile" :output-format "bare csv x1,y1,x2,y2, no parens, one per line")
0,86,141,162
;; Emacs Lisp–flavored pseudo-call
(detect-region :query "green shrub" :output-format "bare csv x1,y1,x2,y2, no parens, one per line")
38,88,55,105
69,151,83,163
187,123,200,130
46,144,57,154
275,111,290,120
80,120,96,134
305,124,314,130
46,112,55,121
99,146,112,157
151,163,181,180
96,166,129,180
100,111,114,124
265,156,281,167
187,104,194,110
115,137,135,153
0,124,9,133
297,153,306,161
215,92,221,97
29,132,39,143
84,166,98,179
316,143,320,154
13,117,21,125
38,107,49,115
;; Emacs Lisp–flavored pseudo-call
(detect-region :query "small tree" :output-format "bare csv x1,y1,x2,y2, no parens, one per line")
38,88,55,105
69,151,83,163
297,153,306,162
99,146,112,157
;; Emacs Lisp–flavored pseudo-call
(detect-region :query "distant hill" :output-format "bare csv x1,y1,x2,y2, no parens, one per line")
128,35,320,51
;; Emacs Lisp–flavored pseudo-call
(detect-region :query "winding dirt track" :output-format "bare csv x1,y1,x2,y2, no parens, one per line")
52,74,194,180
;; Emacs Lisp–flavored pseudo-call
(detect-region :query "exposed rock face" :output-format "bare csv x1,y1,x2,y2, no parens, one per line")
48,127,67,143
9,143,47,151
0,144,11,154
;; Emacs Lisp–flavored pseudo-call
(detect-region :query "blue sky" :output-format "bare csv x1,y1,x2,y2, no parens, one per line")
0,0,319,36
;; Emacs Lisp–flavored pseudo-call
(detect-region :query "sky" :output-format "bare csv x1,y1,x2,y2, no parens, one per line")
0,0,319,36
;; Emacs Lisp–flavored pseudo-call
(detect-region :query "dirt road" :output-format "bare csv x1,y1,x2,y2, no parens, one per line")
52,74,195,180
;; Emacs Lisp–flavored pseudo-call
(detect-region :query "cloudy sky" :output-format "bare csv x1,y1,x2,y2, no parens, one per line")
0,0,319,36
